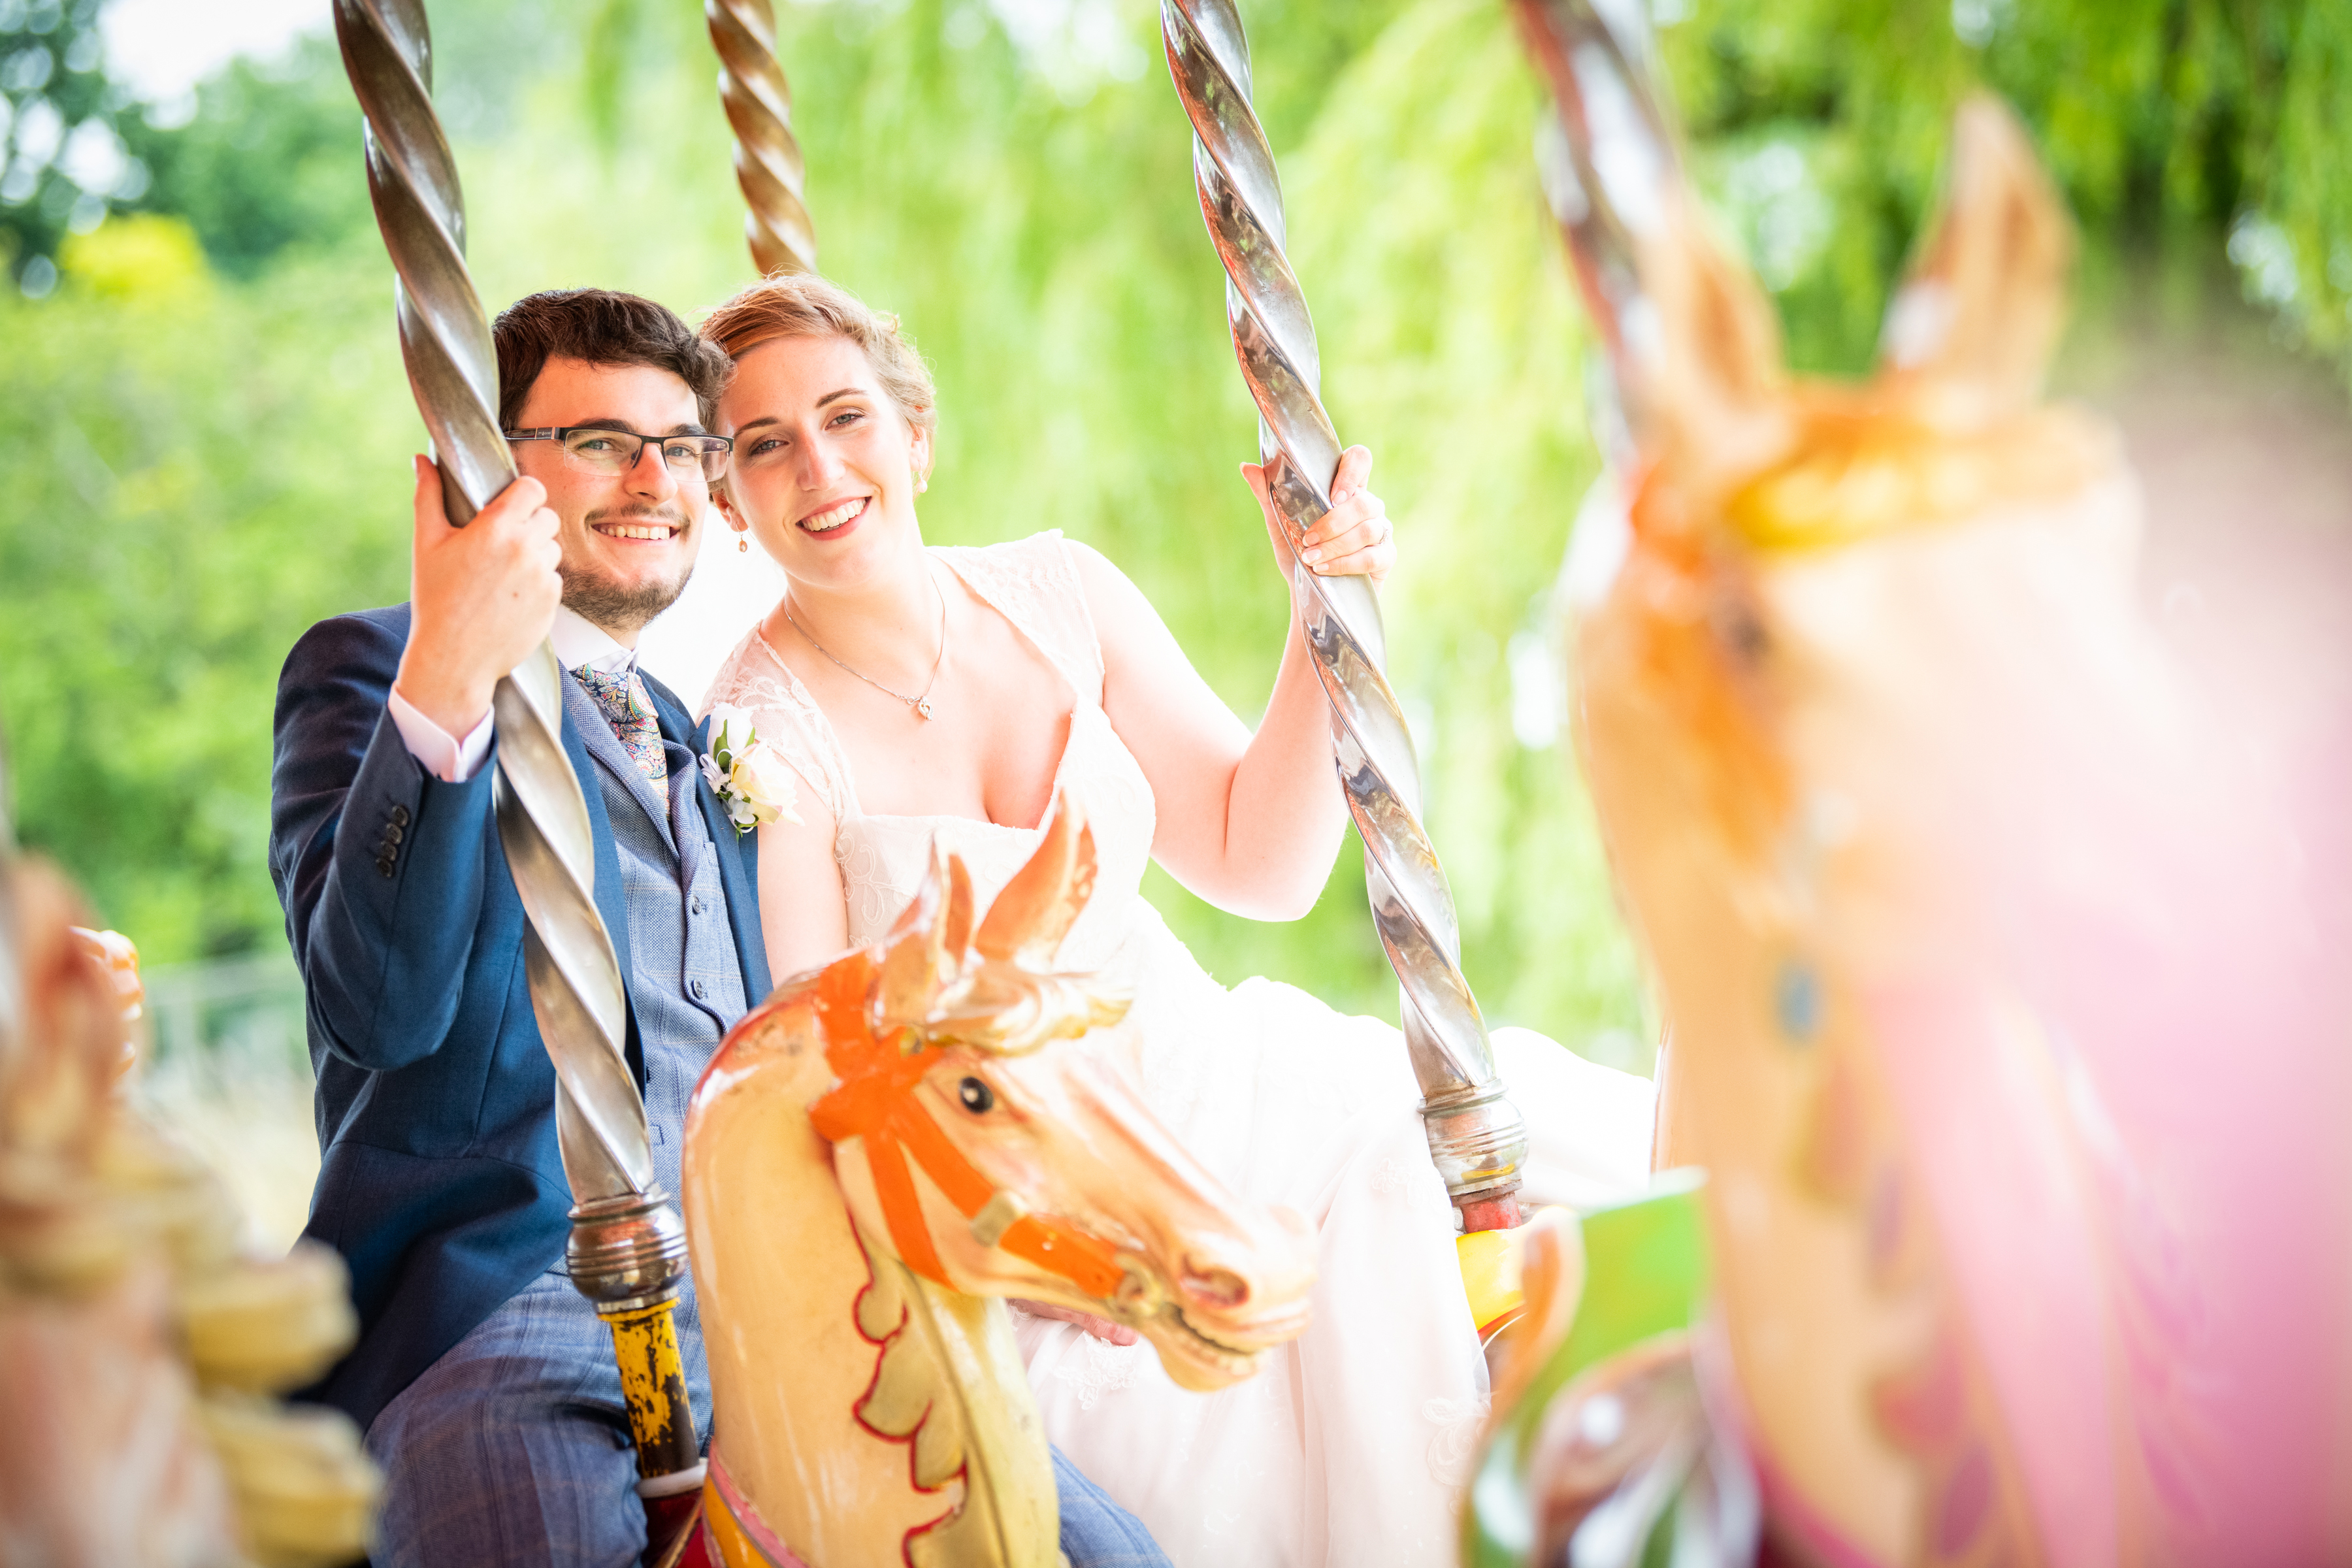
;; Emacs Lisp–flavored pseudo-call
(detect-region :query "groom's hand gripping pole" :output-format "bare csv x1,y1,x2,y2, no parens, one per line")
395,459,562,741
332,0,701,1507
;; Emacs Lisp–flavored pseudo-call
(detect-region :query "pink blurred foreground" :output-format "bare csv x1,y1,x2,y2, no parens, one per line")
1550,82,2351,1567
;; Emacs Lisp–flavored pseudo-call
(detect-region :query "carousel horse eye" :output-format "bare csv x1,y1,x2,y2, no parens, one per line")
958,1077,995,1114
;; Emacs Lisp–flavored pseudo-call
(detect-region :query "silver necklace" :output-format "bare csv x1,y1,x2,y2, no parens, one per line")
785,572,948,721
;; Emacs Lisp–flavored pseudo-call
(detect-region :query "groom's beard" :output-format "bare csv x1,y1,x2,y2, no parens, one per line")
561,504,695,636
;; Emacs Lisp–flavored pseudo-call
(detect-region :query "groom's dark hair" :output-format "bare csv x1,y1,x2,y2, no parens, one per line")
493,288,734,429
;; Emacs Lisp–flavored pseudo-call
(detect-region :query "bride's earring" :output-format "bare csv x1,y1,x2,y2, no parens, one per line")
916,474,928,494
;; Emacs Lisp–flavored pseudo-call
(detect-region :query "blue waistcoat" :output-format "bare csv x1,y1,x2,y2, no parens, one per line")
267,605,772,1434
561,669,749,1242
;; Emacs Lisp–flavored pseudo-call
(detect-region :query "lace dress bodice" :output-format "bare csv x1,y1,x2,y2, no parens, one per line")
700,531,1157,976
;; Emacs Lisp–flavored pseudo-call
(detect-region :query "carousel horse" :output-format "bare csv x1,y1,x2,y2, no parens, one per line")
0,838,379,1565
680,793,1316,1567
1488,10,2350,1559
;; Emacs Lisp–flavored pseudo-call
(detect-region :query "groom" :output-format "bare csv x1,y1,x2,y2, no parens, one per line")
269,287,1164,1565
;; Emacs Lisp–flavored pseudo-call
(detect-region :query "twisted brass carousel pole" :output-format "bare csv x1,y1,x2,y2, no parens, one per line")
705,0,817,276
331,0,700,1505
1160,2,1527,1230
1511,0,1681,459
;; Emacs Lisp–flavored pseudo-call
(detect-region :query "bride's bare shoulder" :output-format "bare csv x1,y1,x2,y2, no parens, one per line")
1063,537,1180,666
936,528,1086,584
1060,537,1153,618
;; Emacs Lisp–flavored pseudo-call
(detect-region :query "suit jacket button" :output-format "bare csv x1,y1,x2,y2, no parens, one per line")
391,804,412,828
383,823,404,845
376,856,397,878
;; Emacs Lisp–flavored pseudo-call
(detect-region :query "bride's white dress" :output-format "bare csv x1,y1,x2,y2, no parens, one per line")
702,532,1657,1567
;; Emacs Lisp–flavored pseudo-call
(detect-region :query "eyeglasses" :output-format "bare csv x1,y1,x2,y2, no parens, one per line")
506,426,734,483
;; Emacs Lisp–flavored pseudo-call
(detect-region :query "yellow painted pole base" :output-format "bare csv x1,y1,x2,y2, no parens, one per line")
1458,1226,1529,1339
602,1298,702,1484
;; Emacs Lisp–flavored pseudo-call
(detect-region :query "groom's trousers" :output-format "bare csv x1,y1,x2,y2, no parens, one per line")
363,1269,1166,1567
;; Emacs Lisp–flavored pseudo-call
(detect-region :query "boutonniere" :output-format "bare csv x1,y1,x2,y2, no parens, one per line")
699,704,804,838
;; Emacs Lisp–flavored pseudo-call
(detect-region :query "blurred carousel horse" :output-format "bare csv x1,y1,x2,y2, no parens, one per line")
680,794,1315,1567
1478,7,2349,1563
0,842,379,1565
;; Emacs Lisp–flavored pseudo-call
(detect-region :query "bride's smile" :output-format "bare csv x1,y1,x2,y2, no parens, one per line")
796,494,871,536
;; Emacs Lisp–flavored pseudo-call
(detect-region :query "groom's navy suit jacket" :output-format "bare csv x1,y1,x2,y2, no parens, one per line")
268,604,771,1435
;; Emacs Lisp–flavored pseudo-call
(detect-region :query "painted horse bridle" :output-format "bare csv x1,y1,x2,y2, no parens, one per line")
806,955,1128,1300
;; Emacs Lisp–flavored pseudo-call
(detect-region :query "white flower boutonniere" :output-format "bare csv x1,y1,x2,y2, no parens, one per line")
699,704,804,838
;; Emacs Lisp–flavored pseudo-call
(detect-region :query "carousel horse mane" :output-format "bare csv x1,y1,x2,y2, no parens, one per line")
683,791,1313,1568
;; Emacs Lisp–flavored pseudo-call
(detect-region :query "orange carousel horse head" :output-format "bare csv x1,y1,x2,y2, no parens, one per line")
1511,1,2351,1560
682,792,1313,1568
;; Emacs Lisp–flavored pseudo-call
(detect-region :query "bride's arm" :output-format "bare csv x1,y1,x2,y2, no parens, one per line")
757,788,852,983
1079,446,1396,921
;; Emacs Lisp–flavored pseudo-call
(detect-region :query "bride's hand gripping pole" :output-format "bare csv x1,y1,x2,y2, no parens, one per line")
331,0,700,1501
706,0,817,278
1160,2,1529,1232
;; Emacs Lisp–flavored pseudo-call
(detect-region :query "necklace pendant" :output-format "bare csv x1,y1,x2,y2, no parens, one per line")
915,698,935,721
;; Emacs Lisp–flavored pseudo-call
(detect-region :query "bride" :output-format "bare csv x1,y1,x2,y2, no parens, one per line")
694,274,1656,1565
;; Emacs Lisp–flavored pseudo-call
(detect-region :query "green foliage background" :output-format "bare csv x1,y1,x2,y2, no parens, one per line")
1,0,2345,1070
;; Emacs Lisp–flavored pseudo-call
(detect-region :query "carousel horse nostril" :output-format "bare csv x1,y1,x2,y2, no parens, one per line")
1180,1262,1249,1309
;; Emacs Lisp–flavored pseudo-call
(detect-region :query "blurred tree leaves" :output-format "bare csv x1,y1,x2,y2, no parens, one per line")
1,0,123,289
1664,0,2352,375
0,221,409,956
1,0,2346,1070
114,38,371,280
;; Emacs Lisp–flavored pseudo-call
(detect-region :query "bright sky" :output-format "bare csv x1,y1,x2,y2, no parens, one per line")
101,0,329,103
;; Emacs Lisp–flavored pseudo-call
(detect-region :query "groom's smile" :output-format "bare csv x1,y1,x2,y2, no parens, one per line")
587,504,690,546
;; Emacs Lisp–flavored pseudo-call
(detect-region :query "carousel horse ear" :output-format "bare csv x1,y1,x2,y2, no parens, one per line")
972,789,1097,969
942,853,975,964
1876,94,2073,427
1520,0,1786,487
875,841,956,1025
1633,195,1788,480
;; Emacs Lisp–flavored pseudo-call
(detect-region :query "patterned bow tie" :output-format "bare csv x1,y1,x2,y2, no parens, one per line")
574,664,667,787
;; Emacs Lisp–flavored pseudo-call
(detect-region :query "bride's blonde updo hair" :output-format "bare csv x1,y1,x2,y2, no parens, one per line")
699,274,937,438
